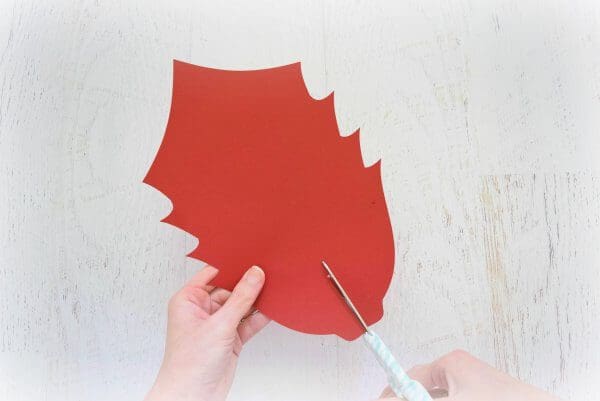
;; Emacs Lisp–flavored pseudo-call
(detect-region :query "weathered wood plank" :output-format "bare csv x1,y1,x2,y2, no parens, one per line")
1,1,599,400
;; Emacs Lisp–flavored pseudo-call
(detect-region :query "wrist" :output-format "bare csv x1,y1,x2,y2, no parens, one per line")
144,368,210,401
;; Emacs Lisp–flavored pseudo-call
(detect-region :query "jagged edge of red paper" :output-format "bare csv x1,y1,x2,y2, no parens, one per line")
144,60,387,262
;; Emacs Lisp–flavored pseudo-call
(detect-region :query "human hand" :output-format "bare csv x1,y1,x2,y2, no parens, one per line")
145,265,269,401
378,350,562,401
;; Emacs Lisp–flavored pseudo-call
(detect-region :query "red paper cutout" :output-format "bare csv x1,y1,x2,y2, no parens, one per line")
144,60,395,340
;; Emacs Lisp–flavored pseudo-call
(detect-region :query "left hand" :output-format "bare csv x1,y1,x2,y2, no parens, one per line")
145,265,269,401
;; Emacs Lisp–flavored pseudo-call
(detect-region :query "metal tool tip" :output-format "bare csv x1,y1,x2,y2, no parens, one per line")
321,259,370,333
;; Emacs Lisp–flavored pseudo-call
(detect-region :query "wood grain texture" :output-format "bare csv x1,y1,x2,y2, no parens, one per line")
1,1,599,400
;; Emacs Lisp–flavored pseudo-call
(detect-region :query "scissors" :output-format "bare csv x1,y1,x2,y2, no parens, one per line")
321,261,433,401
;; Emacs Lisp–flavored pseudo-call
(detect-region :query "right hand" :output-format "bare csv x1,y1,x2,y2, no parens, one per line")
378,350,563,401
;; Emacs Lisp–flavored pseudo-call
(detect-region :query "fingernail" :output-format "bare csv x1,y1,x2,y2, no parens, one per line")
244,265,264,285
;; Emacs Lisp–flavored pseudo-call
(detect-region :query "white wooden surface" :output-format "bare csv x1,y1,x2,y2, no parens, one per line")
1,1,599,400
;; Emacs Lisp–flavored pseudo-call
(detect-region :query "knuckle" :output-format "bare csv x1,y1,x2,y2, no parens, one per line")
449,348,471,359
443,349,473,366
409,363,428,373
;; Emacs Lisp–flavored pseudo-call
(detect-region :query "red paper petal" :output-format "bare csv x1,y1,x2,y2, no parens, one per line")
144,60,395,340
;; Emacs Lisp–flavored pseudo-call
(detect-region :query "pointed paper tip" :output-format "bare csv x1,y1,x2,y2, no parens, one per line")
346,127,360,143
172,59,188,73
368,159,382,172
289,61,302,72
160,211,174,224
142,170,155,185
186,245,202,259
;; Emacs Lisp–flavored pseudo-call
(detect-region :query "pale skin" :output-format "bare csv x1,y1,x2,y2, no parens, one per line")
380,351,563,401
145,265,563,401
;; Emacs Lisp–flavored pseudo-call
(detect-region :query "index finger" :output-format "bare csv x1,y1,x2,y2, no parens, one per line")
407,350,480,397
185,265,219,291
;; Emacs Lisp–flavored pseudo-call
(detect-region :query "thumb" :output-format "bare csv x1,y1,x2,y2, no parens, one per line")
214,266,265,327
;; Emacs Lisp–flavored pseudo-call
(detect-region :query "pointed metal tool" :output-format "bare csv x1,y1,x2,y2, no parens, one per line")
321,260,369,332
321,260,433,401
